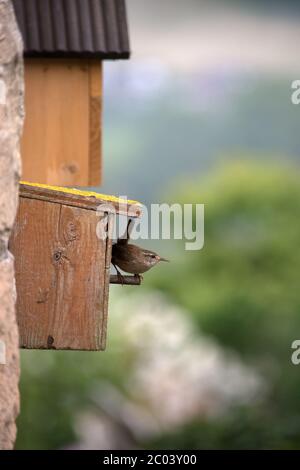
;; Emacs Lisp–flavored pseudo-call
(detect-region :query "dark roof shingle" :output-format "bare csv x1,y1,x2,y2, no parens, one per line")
12,0,130,59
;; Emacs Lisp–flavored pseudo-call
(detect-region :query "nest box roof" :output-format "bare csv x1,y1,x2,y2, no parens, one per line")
12,0,130,59
20,182,142,218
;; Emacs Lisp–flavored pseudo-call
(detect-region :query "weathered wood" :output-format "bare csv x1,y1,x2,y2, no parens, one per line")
10,198,111,350
9,184,142,350
101,213,114,348
109,275,141,285
19,182,142,218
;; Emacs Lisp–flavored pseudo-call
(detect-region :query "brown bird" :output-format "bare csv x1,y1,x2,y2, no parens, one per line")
112,219,169,283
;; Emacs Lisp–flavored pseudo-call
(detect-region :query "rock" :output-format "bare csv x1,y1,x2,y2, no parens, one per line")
0,0,24,450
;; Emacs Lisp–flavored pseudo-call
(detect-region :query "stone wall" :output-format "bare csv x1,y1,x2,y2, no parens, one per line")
0,0,24,450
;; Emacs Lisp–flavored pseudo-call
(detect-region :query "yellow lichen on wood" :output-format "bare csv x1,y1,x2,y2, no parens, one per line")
20,181,140,206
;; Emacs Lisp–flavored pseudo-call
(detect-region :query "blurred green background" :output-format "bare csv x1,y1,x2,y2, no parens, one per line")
16,0,300,449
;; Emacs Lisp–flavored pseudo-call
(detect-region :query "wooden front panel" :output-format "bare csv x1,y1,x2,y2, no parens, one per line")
21,59,102,186
10,197,110,350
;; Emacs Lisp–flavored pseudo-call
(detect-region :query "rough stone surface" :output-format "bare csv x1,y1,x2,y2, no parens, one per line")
0,0,24,450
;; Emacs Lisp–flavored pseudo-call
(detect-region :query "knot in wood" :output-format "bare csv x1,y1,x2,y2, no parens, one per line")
47,335,55,349
53,251,62,262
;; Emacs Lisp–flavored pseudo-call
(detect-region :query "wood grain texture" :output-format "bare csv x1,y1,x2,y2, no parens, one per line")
101,213,114,349
10,198,112,350
88,61,102,186
21,59,90,186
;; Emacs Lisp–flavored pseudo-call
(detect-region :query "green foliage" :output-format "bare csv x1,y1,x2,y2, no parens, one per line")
147,160,300,447
149,407,300,450
153,160,300,359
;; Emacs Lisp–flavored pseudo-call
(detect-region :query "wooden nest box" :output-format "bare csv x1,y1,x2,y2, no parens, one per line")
12,0,130,186
9,183,142,351
10,2,138,351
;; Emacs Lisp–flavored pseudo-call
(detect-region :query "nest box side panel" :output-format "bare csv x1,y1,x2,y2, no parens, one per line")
10,198,109,350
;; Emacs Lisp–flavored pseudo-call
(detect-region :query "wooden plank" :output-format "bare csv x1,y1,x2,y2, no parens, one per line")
10,199,60,349
21,58,90,186
88,61,102,186
19,182,143,218
10,198,109,350
101,213,114,349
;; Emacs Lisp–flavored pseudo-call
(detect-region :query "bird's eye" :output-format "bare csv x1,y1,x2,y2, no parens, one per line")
151,254,156,258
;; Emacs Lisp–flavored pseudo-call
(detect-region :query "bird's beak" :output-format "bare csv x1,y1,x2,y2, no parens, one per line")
159,256,169,262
